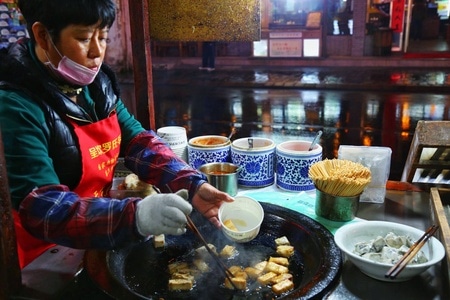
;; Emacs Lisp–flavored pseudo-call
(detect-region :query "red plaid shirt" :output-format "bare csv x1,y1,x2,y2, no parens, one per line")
19,131,206,249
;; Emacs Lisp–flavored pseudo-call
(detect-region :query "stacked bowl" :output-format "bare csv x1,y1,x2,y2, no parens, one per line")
157,126,188,161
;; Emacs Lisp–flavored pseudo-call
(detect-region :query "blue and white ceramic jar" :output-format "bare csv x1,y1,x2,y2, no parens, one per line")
187,135,231,170
231,137,275,187
276,140,322,192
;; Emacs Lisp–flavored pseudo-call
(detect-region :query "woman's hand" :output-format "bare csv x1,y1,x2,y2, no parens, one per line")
191,183,234,228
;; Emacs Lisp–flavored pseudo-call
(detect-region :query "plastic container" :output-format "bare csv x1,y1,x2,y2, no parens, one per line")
218,196,264,243
338,145,392,203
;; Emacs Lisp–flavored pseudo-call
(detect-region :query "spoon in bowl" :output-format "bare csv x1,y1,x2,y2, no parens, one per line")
226,127,237,143
308,130,323,151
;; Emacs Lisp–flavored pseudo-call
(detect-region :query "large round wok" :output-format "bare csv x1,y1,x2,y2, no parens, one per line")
85,202,341,299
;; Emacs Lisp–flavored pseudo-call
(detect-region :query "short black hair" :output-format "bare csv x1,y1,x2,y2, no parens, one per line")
18,0,116,42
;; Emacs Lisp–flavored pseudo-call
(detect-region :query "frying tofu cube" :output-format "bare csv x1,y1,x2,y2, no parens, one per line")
268,256,289,266
168,261,190,275
220,245,237,258
223,219,238,231
264,261,289,274
257,271,277,285
193,259,209,272
153,234,165,248
275,236,291,246
225,277,247,290
271,273,293,284
228,265,243,276
234,271,248,280
244,266,264,279
172,272,195,283
168,278,193,291
195,244,217,257
253,261,268,271
276,245,295,258
272,279,294,295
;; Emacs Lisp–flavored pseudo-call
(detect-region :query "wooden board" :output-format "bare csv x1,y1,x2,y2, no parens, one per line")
402,121,450,185
430,187,450,287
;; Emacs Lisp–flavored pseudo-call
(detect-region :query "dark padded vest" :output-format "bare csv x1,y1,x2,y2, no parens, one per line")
0,39,121,189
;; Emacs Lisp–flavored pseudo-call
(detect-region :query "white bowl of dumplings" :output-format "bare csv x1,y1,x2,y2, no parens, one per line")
334,221,445,282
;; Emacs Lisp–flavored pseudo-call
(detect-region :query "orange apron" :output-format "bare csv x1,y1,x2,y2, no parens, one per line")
15,112,121,268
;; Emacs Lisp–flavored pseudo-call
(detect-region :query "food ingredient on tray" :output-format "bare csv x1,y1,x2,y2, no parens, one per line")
117,173,155,194
353,232,429,265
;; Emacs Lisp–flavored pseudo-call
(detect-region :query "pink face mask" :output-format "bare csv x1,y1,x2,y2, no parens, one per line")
44,37,100,86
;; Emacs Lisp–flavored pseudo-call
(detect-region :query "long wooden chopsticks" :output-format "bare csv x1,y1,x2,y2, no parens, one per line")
385,224,439,279
186,215,237,289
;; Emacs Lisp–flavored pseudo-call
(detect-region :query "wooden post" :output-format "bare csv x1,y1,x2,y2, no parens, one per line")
128,0,156,130
0,130,21,298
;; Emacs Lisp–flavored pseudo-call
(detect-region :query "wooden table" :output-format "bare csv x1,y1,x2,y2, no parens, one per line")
326,189,448,299
51,185,450,299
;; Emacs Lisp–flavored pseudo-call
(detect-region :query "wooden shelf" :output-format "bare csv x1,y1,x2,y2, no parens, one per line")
401,121,450,186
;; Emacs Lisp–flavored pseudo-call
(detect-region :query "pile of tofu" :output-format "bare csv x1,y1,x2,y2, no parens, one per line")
224,236,295,295
162,235,295,296
167,243,234,291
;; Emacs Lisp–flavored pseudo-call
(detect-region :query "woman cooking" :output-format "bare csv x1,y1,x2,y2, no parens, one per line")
0,0,233,269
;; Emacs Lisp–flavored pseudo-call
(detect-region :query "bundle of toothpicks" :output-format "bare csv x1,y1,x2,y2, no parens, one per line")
309,159,371,197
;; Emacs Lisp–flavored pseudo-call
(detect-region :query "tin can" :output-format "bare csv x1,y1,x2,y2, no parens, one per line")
315,189,360,222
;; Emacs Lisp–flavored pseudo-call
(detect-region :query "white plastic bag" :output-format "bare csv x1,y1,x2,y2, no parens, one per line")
338,145,392,203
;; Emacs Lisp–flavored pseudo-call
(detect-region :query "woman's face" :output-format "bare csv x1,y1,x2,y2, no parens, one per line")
47,22,109,71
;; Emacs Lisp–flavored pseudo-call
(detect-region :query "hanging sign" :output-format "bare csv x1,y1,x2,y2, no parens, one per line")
269,39,302,57
391,0,405,33
149,0,261,41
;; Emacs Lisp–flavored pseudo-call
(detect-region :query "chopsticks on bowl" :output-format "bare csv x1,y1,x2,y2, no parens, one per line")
186,215,237,289
385,224,439,279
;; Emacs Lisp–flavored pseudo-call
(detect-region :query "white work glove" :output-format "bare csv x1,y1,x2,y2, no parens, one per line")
136,189,192,236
